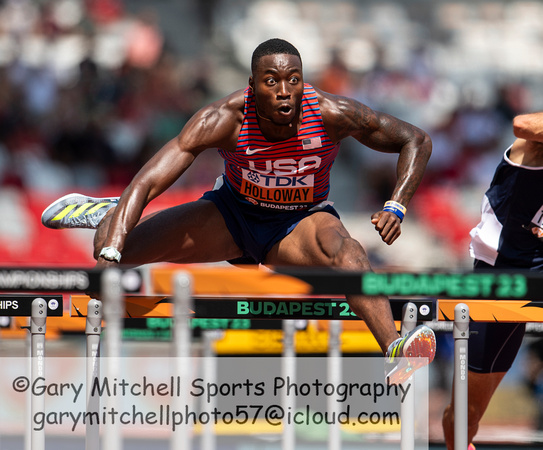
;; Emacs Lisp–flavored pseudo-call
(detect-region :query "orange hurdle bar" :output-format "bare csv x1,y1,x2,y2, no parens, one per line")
150,265,313,296
438,299,543,322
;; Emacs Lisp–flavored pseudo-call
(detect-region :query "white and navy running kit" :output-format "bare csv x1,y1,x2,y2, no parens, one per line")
201,84,340,264
468,147,543,373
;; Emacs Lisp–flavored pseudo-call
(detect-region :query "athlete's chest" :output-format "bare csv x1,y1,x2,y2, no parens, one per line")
238,136,330,176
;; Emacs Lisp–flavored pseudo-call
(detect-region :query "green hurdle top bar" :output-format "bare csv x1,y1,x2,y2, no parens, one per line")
277,268,543,300
0,267,142,293
194,298,434,321
0,266,542,300
0,295,63,317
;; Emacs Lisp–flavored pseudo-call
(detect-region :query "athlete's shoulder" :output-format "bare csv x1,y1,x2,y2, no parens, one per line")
312,87,372,141
200,89,245,117
313,86,367,118
182,89,245,150
311,85,334,105
311,87,339,119
189,90,245,129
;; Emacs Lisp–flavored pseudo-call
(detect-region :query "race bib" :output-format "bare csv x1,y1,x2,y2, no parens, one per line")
527,205,543,241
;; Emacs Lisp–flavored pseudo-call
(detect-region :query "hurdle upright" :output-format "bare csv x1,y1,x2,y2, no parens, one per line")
30,298,47,450
400,302,418,450
171,271,193,450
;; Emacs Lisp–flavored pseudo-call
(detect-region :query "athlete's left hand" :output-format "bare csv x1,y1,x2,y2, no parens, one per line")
371,211,402,245
530,225,543,242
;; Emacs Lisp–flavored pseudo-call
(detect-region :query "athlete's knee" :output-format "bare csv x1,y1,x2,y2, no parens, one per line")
330,236,371,270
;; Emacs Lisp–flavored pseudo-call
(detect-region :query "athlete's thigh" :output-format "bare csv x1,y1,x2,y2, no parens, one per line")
121,199,243,265
265,211,368,268
468,322,526,373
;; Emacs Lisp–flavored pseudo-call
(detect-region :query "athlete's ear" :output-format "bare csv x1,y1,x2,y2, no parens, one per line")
248,77,254,92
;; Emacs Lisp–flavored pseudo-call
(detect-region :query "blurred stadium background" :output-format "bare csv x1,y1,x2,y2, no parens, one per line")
1,0,543,446
3,0,542,269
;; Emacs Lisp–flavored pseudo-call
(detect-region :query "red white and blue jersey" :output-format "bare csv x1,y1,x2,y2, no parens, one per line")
218,84,340,211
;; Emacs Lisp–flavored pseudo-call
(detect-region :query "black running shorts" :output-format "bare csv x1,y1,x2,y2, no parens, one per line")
201,176,340,265
468,259,527,373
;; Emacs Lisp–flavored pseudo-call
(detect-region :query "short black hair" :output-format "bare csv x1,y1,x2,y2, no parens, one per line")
251,38,302,73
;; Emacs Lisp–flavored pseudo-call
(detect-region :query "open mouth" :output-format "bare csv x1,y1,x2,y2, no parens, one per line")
278,104,293,116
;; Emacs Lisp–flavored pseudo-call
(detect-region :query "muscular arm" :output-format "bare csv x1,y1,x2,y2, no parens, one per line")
513,112,543,142
510,112,543,167
318,90,432,244
99,90,245,260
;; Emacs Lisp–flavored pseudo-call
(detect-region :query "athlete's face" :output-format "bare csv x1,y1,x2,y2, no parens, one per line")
249,53,304,127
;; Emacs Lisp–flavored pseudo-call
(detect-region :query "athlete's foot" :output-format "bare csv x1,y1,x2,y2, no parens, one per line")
384,324,436,385
41,193,119,229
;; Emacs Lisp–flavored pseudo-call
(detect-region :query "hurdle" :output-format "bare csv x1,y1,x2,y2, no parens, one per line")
2,266,543,450
87,266,430,450
94,268,425,450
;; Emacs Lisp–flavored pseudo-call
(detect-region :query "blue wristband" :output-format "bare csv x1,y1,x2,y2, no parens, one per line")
383,201,406,222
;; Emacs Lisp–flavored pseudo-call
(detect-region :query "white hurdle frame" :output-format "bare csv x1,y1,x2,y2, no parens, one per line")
30,298,47,450
86,299,102,450
453,304,469,450
171,271,193,450
400,302,417,450
102,268,123,450
282,319,296,450
327,319,342,450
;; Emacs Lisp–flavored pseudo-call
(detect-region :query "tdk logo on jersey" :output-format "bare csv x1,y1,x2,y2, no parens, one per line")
0,300,18,310
242,169,313,188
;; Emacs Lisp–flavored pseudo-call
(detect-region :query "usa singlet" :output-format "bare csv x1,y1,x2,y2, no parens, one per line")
218,84,339,211
469,147,543,269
